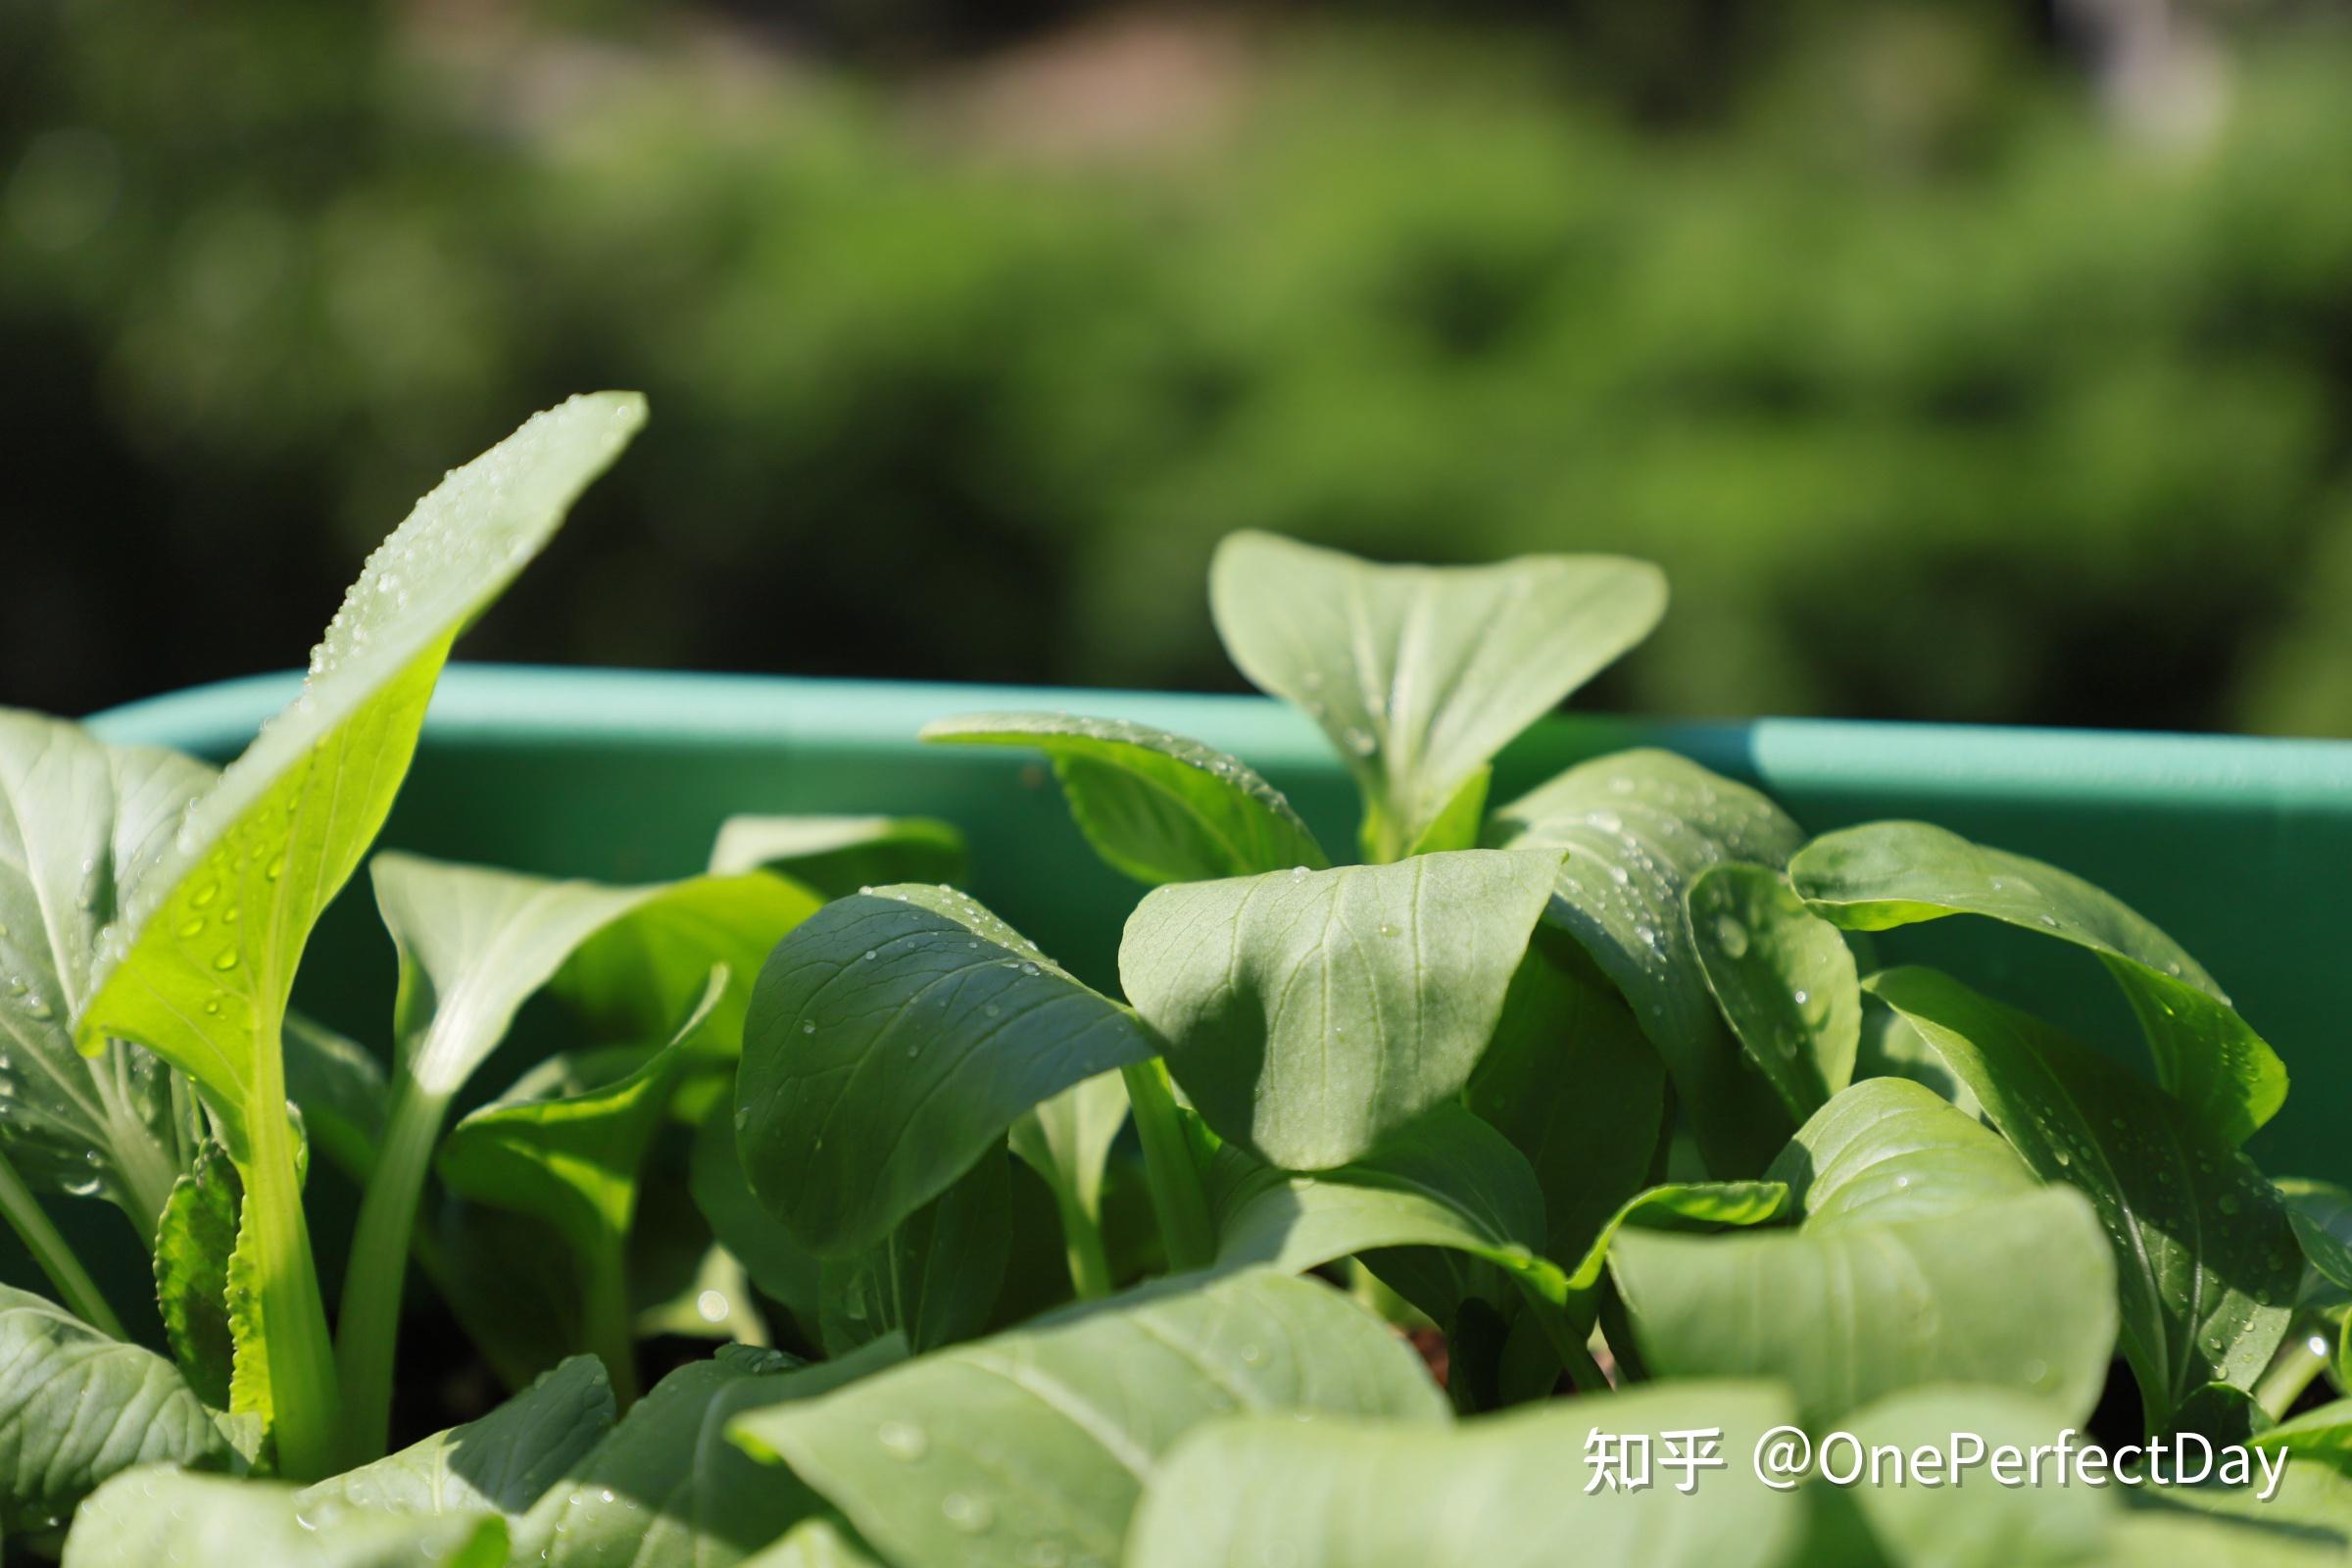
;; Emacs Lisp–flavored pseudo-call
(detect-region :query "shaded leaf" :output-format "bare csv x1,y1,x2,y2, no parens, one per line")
1870,965,2299,1432
2279,1177,2352,1294
153,1139,238,1407
283,1012,386,1179
692,1337,908,1568
1792,820,2284,1145
1208,530,1665,858
817,1151,1010,1356
728,1269,1446,1568
737,886,1155,1256
1489,749,1805,1175
689,1096,818,1326
921,712,1325,884
1121,851,1560,1170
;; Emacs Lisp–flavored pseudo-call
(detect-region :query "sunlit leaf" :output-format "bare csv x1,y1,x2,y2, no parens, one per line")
1687,862,1858,1119
63,1469,507,1568
710,814,968,900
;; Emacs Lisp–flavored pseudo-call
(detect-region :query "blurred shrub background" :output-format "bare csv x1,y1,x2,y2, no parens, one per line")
5,0,2349,733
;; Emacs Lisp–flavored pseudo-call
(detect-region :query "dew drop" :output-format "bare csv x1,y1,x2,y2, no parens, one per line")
877,1420,929,1459
942,1494,994,1534
1711,915,1748,958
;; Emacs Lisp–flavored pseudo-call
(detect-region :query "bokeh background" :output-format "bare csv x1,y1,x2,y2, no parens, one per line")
6,0,2350,734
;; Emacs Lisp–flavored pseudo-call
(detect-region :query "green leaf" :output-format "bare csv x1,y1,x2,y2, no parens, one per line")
1611,1078,2118,1426
692,1337,908,1568
736,885,1156,1256
297,1354,614,1518
63,1468,508,1568
1401,765,1491,857
921,712,1326,884
710,814,969,900
1838,1387,2114,1568
283,1011,386,1180
817,1151,1010,1356
1466,948,1666,1266
1489,749,1807,1175
1556,1180,1790,1326
1208,1104,1562,1330
504,1344,798,1568
1208,531,1666,858
1869,965,2299,1433
0,709,210,1231
742,1517,886,1568
439,981,719,1400
1007,1068,1129,1297
1121,851,1561,1170
1126,1382,1805,1568
1688,862,1858,1119
1791,820,2286,1146
0,1285,229,1534
74,392,648,1481
153,1139,239,1407
2278,1178,2352,1294
728,1269,1446,1568
689,1096,818,1325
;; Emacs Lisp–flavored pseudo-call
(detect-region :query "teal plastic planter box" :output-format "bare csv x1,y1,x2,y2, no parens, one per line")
92,663,2352,1186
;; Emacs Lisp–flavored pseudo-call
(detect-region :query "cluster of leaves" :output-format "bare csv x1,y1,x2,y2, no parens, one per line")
3,396,2352,1566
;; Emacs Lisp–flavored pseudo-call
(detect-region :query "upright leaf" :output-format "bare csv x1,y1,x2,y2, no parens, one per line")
816,1152,1010,1356
1127,1383,1806,1568
63,1469,507,1568
1208,531,1666,858
728,1269,1446,1568
1007,1069,1129,1298
920,712,1326,884
1489,749,1806,1175
1868,965,2299,1433
297,1354,614,1519
2280,1177,2352,1293
1466,948,1666,1266
1688,862,1858,1119
1121,851,1561,1170
0,1285,229,1534
1792,821,2285,1145
74,392,648,1480
736,885,1156,1256
710,814,968,900
1611,1078,2118,1426
153,1140,239,1407
0,710,210,1232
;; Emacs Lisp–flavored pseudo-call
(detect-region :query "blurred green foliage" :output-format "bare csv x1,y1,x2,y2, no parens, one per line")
4,1,2351,732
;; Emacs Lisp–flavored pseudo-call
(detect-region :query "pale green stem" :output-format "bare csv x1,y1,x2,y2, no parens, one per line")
242,1020,342,1481
581,1242,641,1408
1120,1060,1215,1273
0,1148,123,1339
2257,1323,2333,1422
334,1080,449,1463
1045,1180,1113,1301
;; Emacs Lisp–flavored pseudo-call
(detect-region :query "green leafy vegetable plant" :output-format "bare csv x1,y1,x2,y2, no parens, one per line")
1,413,2345,1566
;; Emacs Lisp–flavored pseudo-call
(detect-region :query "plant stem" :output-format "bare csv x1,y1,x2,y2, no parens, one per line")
1510,1277,1609,1395
1045,1179,1113,1300
334,1080,449,1463
0,1148,123,1339
1119,1059,1215,1273
581,1243,641,1408
2257,1323,2333,1422
242,1023,342,1481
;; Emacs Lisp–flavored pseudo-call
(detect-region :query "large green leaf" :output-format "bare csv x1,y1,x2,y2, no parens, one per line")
0,1285,229,1534
1688,862,1858,1119
736,885,1156,1256
1488,749,1807,1175
1126,1382,1805,1568
710,814,968,900
816,1151,1010,1356
1121,851,1561,1170
920,712,1326,884
1466,948,1667,1266
297,1354,613,1520
74,392,646,1479
692,1338,908,1568
727,1269,1446,1568
506,1348,789,1567
1208,1103,1562,1333
63,1469,508,1568
1611,1078,2118,1426
1208,531,1666,858
1868,965,2298,1434
1792,820,2285,1146
0,710,210,1231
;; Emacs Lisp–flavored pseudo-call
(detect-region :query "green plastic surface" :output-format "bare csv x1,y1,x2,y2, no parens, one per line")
90,663,2352,1196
